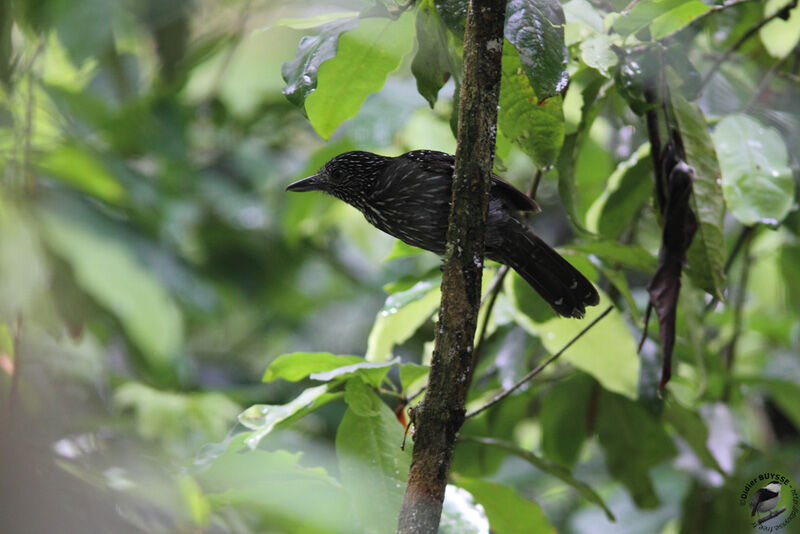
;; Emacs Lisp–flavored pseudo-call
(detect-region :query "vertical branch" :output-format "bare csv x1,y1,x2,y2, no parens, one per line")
397,1,506,532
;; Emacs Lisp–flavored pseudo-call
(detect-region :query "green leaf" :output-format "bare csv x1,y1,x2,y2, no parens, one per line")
464,437,614,521
508,276,640,398
383,239,424,261
563,0,604,45
596,391,677,508
540,373,594,468
262,352,364,382
556,70,605,233
586,143,653,239
498,41,565,168
569,240,657,273
39,210,183,370
305,13,415,139
366,280,440,362
671,94,726,299
37,144,126,203
580,34,618,77
273,11,359,30
197,435,355,533
505,0,569,100
344,376,383,416
759,0,800,58
712,114,794,227
411,0,456,107
281,17,358,107
337,391,411,534
310,358,401,388
240,385,341,449
613,0,711,40
455,477,556,534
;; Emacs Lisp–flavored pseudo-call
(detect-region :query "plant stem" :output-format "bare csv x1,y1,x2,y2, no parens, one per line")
396,1,506,531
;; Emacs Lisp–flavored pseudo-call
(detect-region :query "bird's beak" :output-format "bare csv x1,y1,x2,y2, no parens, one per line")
286,173,322,192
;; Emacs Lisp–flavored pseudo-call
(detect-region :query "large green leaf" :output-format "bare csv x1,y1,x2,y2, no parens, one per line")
613,0,711,40
366,280,440,362
671,94,726,299
505,0,568,100
498,41,565,168
411,0,457,107
262,352,364,382
508,275,640,398
759,0,800,57
305,13,415,139
337,386,411,534
455,478,556,534
463,437,614,520
197,435,355,533
40,211,183,370
281,17,357,107
662,399,723,473
596,391,677,508
586,143,653,239
712,114,794,227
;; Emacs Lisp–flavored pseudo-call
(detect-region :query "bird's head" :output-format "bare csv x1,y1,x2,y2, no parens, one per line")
286,151,390,205
765,482,782,494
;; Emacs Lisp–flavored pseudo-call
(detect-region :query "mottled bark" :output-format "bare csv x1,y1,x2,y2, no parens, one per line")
396,1,506,532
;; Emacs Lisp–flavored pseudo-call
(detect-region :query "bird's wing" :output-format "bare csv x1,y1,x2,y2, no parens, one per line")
403,150,540,213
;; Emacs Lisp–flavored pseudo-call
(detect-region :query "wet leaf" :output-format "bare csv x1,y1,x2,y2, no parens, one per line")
262,352,364,383
505,0,569,100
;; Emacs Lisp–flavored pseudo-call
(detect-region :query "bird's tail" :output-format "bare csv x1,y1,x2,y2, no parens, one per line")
493,223,599,318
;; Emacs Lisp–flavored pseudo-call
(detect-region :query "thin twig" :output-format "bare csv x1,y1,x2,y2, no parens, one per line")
700,0,798,90
756,506,786,525
466,306,613,419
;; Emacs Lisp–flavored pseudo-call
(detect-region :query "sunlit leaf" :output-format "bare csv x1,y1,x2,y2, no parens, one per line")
262,352,364,383
613,0,710,40
712,114,794,227
366,280,441,362
508,275,640,398
759,0,800,58
305,13,415,139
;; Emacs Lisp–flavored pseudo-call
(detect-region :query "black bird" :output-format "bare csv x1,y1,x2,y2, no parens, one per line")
287,150,599,318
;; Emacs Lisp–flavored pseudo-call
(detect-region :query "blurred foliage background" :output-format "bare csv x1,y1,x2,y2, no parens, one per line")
0,0,799,532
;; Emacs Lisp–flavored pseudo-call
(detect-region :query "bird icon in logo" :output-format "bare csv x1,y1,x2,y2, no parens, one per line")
750,482,782,518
